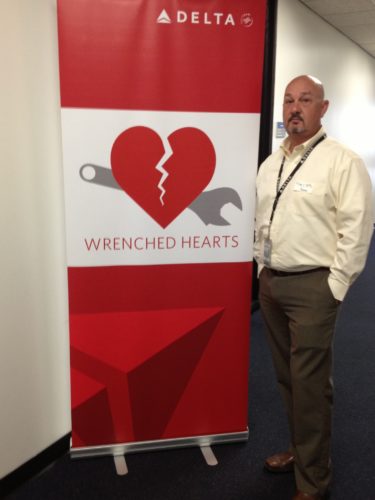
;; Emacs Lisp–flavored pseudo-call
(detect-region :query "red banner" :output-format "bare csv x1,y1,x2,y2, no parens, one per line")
58,0,266,453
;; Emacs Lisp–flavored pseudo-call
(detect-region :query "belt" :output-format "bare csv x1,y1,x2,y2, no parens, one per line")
267,267,328,277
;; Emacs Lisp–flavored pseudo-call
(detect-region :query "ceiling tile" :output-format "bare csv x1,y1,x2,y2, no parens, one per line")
340,24,375,43
325,10,375,26
300,0,375,15
299,0,375,59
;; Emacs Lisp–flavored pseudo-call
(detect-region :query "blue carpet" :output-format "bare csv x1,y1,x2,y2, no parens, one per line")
5,233,375,500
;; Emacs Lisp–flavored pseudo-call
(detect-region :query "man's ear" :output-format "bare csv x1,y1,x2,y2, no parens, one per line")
321,99,329,118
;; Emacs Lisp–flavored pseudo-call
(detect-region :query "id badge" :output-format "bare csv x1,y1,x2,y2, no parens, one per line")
263,238,272,267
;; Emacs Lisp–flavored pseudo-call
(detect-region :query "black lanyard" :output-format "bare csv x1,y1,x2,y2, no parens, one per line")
268,133,327,230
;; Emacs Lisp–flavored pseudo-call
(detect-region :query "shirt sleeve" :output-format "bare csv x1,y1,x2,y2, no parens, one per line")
328,155,374,301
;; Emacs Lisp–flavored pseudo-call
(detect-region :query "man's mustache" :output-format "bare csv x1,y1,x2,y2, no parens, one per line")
289,113,303,122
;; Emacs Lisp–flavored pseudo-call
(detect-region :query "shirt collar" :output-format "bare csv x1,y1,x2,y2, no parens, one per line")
281,127,326,157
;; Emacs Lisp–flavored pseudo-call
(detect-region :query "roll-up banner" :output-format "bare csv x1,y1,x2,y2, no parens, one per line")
57,0,266,457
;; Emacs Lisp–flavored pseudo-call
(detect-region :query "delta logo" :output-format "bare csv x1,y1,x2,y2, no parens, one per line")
157,9,254,28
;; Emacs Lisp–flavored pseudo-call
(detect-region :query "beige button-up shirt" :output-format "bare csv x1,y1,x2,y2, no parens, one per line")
254,127,373,300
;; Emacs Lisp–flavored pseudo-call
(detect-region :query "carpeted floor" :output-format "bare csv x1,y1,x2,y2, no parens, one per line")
5,234,375,500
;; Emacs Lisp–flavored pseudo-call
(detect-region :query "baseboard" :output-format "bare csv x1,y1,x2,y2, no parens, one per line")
0,433,71,498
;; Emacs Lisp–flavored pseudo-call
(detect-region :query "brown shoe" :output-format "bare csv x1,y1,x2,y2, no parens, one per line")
292,491,325,500
264,451,295,473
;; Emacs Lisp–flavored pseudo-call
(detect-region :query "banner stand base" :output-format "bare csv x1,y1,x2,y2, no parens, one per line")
200,445,218,466
113,455,128,475
70,429,249,460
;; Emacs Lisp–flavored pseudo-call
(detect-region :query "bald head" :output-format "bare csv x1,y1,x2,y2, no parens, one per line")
283,75,329,149
286,75,325,100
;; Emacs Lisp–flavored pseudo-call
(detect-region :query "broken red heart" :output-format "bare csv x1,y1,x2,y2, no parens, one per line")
110,126,216,228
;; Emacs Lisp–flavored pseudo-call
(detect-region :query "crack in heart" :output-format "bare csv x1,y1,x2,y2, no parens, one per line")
111,126,216,228
154,135,173,207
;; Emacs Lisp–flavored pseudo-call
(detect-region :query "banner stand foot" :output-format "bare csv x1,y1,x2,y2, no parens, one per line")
200,445,218,466
113,454,128,475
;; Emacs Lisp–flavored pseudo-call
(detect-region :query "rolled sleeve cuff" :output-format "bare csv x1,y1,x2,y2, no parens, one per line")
328,275,349,302
257,263,265,277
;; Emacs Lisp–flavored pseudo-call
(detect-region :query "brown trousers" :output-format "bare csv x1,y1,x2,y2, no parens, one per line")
259,267,340,496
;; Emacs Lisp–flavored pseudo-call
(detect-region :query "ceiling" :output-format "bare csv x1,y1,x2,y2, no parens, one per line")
299,0,375,58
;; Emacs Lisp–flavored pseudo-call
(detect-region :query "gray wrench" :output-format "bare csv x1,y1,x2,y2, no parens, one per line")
79,164,242,226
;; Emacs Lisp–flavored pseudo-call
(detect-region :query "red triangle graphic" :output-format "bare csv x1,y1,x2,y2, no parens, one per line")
127,309,224,441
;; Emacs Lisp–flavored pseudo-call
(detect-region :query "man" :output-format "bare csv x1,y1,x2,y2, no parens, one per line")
254,75,373,500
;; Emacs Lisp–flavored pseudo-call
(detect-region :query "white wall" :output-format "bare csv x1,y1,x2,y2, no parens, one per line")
0,0,70,479
273,0,375,212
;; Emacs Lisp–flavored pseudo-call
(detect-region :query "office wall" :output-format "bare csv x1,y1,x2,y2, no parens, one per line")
273,0,375,213
0,0,70,479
